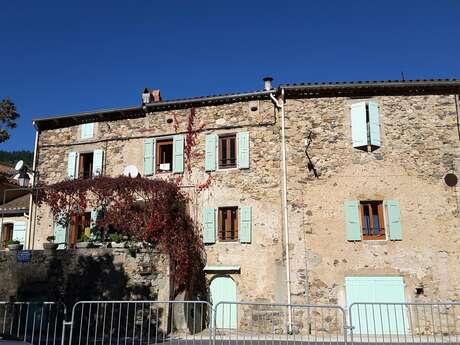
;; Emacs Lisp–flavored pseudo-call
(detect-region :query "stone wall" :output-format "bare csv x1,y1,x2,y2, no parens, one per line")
34,99,287,304
32,92,460,309
0,248,170,306
283,95,460,305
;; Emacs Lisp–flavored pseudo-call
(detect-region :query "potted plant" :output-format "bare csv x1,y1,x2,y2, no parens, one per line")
75,234,94,249
108,232,128,248
7,240,23,251
43,236,59,250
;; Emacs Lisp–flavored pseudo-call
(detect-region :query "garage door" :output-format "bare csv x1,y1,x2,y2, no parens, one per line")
346,276,407,334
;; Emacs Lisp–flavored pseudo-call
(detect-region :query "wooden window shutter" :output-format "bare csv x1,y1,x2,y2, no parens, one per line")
144,138,155,176
239,206,252,243
81,123,94,139
203,207,216,244
205,134,217,172
12,221,27,245
345,200,361,241
351,102,368,148
173,134,185,174
385,200,402,240
368,100,381,147
54,221,67,249
67,152,78,180
92,149,104,177
237,132,250,169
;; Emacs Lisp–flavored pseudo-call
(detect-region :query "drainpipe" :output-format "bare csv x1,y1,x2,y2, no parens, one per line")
270,89,292,332
27,124,40,250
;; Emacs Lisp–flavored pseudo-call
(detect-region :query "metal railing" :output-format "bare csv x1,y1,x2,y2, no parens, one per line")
0,301,66,345
4,300,460,344
66,301,212,345
213,301,347,344
349,302,460,343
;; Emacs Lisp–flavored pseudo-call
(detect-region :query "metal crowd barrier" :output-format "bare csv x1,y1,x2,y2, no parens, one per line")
349,302,460,343
0,301,67,345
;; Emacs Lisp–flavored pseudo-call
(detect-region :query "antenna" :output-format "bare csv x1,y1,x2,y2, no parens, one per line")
400,71,405,81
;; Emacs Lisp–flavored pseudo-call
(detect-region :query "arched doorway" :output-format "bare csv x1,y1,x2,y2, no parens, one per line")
210,275,237,329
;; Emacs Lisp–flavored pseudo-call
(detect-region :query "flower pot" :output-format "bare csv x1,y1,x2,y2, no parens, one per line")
111,241,128,248
43,243,59,250
76,241,94,249
7,244,23,251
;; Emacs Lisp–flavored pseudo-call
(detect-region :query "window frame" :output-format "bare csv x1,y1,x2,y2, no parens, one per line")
78,152,94,179
218,134,238,170
80,123,95,140
359,200,386,241
217,206,239,242
155,138,174,174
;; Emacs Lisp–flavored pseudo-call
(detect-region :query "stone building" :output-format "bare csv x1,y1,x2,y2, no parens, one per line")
29,79,460,328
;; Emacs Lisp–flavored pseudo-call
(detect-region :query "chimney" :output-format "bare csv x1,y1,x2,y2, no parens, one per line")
263,77,273,91
142,88,162,105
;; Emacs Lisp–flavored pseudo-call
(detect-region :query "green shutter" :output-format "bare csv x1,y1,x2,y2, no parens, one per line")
173,134,184,173
239,206,252,243
385,200,402,240
368,100,381,147
12,221,26,245
81,123,94,139
92,149,104,177
144,138,154,176
345,201,361,241
203,207,216,244
205,134,217,171
67,152,78,180
54,221,67,249
237,132,250,169
351,102,368,148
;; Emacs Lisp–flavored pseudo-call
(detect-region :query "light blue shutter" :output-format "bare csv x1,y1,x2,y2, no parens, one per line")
54,222,67,249
81,123,94,139
144,138,154,176
67,152,78,180
12,221,26,245
351,102,368,148
368,100,381,147
385,200,402,240
239,206,252,243
237,132,250,169
92,149,104,177
205,134,217,171
203,207,216,244
173,134,184,173
345,201,361,241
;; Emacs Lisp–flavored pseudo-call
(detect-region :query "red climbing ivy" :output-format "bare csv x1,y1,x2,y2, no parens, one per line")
36,176,205,296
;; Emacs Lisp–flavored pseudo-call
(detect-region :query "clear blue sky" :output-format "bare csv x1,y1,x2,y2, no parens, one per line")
1,0,459,151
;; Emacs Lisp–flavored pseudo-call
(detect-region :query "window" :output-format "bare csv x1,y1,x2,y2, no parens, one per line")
351,100,380,151
78,152,94,179
359,201,385,240
156,139,173,173
1,223,13,249
69,212,91,247
218,134,237,169
81,123,94,139
218,207,239,241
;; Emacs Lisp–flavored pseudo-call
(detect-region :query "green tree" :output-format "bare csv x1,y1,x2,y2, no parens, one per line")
0,98,19,143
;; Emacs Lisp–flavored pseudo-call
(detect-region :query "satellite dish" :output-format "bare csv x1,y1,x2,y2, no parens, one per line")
15,160,24,171
123,165,139,178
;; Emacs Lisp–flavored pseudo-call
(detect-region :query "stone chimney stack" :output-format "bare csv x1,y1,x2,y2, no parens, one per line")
142,88,162,105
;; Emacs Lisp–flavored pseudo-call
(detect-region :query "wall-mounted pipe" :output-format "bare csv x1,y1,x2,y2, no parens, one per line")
27,125,40,250
270,89,292,332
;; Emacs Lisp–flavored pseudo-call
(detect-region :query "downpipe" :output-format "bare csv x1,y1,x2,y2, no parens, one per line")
27,126,40,250
270,89,293,333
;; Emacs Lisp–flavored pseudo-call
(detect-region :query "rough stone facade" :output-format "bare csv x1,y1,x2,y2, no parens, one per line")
30,86,460,312
0,248,170,305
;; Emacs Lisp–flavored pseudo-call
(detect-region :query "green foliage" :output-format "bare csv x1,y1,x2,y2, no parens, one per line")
46,235,55,243
7,240,20,245
77,234,89,243
108,232,123,243
0,98,20,143
0,150,33,167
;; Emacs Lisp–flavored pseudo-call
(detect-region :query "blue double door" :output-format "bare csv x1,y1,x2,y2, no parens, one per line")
346,276,408,335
